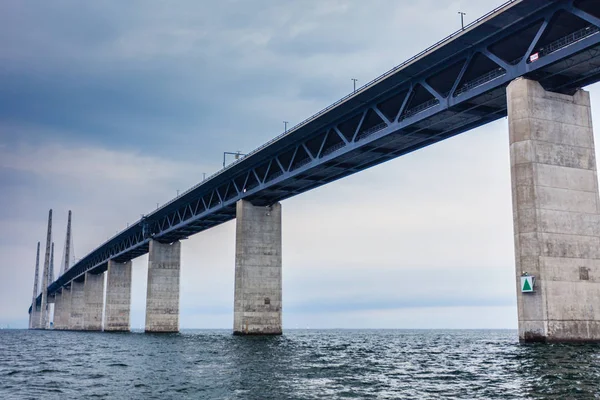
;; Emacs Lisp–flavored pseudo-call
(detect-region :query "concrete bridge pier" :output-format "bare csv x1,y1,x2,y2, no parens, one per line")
53,292,63,329
105,260,132,332
69,280,85,330
60,287,71,330
508,78,600,343
145,240,181,333
30,304,41,329
234,200,282,335
46,296,55,329
83,272,104,331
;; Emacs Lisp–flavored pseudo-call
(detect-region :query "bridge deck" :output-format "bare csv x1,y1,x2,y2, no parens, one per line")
36,0,600,308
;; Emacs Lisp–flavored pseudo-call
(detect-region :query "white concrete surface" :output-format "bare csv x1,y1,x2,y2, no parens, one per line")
508,78,600,342
83,272,104,331
60,287,71,330
105,260,132,332
53,292,63,329
234,200,282,335
69,281,85,330
145,240,181,333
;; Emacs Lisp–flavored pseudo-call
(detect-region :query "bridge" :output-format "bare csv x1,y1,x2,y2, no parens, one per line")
29,0,600,342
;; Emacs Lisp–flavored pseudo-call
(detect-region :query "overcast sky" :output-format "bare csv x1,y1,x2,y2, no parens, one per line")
2,0,599,330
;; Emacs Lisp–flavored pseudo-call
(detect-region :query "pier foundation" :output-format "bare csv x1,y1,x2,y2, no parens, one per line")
145,240,180,333
105,260,132,332
508,78,600,342
234,200,282,335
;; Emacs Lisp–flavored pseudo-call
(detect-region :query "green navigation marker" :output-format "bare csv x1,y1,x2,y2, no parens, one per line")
521,276,534,293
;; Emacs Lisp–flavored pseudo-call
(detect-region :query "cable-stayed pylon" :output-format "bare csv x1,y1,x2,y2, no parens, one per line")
61,210,73,276
29,242,41,329
40,209,52,329
48,242,54,288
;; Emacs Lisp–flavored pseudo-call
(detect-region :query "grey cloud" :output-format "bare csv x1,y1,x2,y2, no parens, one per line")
0,0,510,160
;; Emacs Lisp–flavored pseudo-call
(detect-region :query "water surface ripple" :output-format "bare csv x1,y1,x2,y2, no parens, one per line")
1,329,599,399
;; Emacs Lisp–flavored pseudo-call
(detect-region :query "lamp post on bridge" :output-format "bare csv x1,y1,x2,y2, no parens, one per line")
283,121,289,133
223,151,247,168
351,78,358,93
458,12,466,30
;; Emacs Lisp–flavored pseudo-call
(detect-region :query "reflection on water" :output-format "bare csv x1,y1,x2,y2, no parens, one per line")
1,329,599,399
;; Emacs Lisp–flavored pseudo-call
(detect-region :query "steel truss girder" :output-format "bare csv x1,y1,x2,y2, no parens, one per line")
43,0,600,302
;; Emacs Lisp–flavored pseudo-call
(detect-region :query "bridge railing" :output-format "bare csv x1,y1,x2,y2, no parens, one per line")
530,25,600,62
455,68,507,97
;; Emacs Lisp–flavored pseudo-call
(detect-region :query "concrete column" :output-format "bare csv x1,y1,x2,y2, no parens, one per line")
61,287,71,330
69,281,85,330
53,292,62,329
145,240,180,333
83,272,104,331
40,210,52,329
105,260,132,332
234,200,282,335
508,78,600,342
47,296,55,329
30,304,41,329
29,242,40,330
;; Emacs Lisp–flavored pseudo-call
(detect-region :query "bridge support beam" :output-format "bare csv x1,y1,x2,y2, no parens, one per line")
145,240,181,333
69,281,85,330
234,200,282,335
59,287,71,330
30,304,41,329
105,260,132,332
83,272,104,331
53,292,62,329
508,78,600,343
